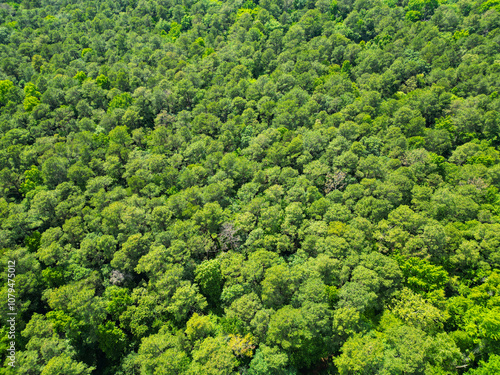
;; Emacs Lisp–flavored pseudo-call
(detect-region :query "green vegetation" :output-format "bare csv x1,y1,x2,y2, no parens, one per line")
0,0,500,373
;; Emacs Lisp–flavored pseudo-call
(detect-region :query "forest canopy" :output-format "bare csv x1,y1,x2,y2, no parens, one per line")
1,0,500,373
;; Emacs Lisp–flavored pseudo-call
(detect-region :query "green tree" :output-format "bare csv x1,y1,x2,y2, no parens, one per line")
187,336,238,375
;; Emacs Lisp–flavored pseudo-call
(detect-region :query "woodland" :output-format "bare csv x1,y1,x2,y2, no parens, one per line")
1,0,500,373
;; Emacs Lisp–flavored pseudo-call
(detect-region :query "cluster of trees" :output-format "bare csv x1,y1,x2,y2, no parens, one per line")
1,0,500,373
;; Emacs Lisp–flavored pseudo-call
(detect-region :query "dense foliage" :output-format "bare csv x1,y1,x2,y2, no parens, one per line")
1,0,500,373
